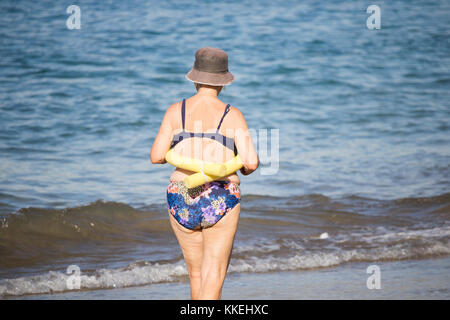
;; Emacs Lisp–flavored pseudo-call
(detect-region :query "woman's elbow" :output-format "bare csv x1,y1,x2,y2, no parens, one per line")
247,161,259,172
150,151,166,164
242,158,259,175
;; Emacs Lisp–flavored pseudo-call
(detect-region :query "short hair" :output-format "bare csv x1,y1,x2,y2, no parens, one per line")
195,83,225,90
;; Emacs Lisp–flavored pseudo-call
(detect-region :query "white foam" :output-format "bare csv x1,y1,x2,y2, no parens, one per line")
0,260,188,297
319,232,329,239
1,225,449,297
228,242,450,273
233,242,281,254
334,224,450,244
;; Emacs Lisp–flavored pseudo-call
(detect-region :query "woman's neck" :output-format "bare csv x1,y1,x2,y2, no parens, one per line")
196,85,221,97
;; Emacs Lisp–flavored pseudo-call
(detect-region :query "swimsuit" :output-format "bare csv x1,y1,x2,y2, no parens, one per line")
167,181,240,229
167,98,241,229
170,98,238,155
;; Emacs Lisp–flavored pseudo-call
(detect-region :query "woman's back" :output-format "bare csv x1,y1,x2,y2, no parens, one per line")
169,95,240,183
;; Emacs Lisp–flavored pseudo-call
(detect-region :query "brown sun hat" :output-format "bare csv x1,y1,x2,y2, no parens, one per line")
185,47,234,86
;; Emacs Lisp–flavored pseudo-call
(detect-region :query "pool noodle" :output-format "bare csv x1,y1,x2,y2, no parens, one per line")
165,149,244,188
165,149,226,177
184,155,244,188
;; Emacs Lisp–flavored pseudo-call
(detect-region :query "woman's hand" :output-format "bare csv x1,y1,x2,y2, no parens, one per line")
240,166,252,175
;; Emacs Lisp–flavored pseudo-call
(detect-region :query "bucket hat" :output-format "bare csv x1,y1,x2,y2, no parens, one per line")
185,47,234,86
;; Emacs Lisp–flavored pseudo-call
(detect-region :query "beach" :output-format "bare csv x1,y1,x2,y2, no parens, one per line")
1,0,449,300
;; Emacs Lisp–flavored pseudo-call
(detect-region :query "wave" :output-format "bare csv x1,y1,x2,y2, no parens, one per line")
1,193,449,270
0,199,171,271
0,199,169,242
1,223,449,297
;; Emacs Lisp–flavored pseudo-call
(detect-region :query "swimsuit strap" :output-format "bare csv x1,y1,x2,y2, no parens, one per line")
181,98,186,131
216,104,231,133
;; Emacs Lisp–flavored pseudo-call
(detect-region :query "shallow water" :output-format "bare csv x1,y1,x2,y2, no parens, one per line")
9,257,450,300
0,0,449,297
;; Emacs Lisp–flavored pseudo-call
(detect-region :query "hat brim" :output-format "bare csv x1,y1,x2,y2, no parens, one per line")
185,68,234,86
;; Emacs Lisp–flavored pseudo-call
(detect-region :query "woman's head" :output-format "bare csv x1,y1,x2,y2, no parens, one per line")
186,47,234,87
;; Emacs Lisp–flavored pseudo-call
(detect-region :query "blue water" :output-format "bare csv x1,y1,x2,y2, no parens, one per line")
1,0,450,298
0,0,449,213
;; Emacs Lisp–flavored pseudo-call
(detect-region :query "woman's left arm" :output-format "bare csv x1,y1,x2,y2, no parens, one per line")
150,104,175,164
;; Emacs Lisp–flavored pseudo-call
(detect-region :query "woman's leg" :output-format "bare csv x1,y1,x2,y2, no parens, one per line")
168,214,203,299
199,203,241,300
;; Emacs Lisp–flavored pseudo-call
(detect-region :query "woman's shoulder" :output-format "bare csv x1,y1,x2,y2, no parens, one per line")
228,105,246,123
169,100,183,111
164,100,183,117
228,105,243,115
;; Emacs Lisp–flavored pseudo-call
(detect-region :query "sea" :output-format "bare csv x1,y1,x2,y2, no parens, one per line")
0,0,449,298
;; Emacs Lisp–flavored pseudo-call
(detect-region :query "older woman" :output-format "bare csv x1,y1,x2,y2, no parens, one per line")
150,47,258,300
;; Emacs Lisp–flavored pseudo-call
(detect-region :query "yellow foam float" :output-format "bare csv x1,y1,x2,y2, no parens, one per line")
184,155,243,188
165,149,227,176
165,149,244,188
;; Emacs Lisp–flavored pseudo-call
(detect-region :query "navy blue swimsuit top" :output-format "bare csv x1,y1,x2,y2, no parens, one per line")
170,98,238,156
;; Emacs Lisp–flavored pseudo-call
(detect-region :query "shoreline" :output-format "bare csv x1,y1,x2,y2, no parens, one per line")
7,256,450,300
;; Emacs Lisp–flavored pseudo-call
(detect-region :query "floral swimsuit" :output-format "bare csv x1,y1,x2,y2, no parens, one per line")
167,181,241,229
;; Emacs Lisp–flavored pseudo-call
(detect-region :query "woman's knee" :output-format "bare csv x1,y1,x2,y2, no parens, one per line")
189,268,202,280
201,263,227,283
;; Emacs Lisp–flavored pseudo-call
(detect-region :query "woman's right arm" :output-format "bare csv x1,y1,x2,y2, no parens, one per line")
232,107,259,175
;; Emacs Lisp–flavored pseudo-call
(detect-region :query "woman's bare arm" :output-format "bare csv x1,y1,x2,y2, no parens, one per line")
232,107,259,175
150,103,176,164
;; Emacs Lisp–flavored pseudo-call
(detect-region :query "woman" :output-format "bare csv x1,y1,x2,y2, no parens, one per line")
150,47,259,300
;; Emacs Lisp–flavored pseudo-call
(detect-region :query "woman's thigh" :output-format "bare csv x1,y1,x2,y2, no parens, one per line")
201,203,241,269
168,213,203,272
